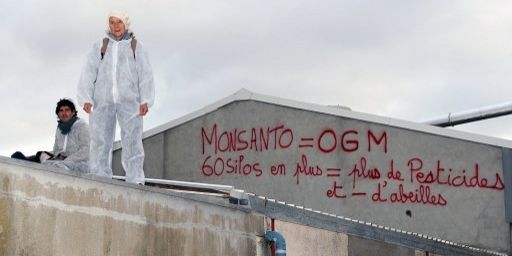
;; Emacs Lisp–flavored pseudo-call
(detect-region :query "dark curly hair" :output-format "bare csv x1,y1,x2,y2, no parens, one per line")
55,98,78,117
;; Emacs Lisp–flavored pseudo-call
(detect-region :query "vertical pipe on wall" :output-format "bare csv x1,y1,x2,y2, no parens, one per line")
265,230,286,256
271,218,276,256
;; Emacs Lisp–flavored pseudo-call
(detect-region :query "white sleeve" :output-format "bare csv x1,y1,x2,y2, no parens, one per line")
77,41,102,107
135,42,155,108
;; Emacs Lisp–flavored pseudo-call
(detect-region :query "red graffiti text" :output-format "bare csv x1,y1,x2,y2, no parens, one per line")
408,158,504,190
201,155,263,177
317,129,388,154
201,124,294,154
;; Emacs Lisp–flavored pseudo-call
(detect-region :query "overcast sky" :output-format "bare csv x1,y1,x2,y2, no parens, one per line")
1,0,512,157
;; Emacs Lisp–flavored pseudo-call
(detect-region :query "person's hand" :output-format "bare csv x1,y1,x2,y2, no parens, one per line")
51,154,66,160
83,103,93,113
139,103,149,116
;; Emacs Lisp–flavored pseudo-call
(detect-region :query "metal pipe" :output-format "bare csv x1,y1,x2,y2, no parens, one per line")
265,231,286,256
112,175,233,191
422,102,512,127
271,219,276,256
112,176,249,205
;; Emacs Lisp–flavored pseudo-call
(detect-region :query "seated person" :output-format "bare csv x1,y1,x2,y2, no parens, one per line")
11,99,90,173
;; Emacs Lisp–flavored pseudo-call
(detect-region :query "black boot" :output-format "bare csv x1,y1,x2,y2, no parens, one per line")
11,151,27,160
11,151,40,163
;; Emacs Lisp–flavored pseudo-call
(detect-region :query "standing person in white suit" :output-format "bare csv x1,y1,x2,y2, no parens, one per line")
77,10,155,184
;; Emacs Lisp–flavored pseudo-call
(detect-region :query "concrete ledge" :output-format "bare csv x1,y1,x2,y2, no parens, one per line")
0,156,265,255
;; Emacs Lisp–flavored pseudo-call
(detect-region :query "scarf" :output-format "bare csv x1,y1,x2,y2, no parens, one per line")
58,116,78,135
107,31,134,41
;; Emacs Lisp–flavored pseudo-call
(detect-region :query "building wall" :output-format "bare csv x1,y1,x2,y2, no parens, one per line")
348,236,416,256
274,219,348,256
114,100,510,253
0,158,265,256
276,219,419,256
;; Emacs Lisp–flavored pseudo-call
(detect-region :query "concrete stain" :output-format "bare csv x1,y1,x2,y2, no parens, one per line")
2,176,10,192
0,198,12,256
102,218,113,255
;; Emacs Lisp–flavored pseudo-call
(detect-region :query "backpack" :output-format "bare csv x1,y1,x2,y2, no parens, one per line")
100,37,137,60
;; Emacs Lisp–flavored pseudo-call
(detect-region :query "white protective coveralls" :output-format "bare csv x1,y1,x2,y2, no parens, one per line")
44,118,90,173
77,33,155,184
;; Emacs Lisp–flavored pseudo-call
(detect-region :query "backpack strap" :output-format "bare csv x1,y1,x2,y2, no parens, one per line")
131,38,137,60
100,38,109,60
100,37,137,60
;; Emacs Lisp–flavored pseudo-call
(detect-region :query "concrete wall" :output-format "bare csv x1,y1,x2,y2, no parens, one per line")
0,157,266,256
273,220,349,256
348,236,416,256
114,97,510,253
274,219,435,256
